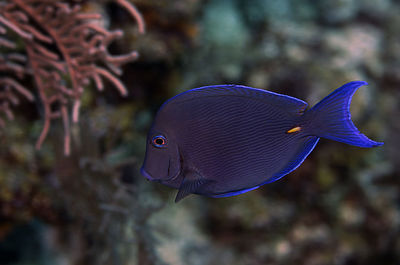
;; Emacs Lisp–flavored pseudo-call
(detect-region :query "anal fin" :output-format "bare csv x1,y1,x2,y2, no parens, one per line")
265,136,319,184
210,185,260,198
211,136,319,198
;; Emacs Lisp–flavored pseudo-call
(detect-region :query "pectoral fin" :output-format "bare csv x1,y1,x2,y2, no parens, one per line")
175,175,215,203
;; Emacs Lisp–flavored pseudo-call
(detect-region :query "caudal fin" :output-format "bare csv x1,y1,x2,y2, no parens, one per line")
304,81,383,147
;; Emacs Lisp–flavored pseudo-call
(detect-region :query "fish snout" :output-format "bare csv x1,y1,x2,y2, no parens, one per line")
140,167,156,181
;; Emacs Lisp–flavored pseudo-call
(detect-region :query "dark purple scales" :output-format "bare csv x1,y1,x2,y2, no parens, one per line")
141,82,383,202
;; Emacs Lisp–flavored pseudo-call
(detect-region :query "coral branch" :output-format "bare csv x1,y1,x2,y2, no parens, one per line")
0,36,15,48
0,14,32,39
115,0,146,34
61,105,70,156
20,24,52,43
0,51,32,127
72,99,81,123
95,67,128,96
0,78,34,101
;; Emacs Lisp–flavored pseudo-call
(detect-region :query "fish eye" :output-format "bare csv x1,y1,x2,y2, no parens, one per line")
152,135,167,148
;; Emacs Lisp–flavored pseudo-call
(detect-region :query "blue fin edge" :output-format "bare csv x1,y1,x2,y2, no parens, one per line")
262,136,320,184
209,185,261,198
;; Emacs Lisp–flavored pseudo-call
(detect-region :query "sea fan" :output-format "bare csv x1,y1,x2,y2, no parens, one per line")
0,0,144,155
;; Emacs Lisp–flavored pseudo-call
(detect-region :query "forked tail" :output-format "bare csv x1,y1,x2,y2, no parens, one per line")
304,81,383,147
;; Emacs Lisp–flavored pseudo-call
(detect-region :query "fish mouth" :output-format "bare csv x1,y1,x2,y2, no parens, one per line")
140,167,156,181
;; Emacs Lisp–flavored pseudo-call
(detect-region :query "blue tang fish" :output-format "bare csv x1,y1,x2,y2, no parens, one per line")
141,81,383,202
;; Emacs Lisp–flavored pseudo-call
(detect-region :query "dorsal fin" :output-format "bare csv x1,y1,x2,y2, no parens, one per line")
165,84,308,115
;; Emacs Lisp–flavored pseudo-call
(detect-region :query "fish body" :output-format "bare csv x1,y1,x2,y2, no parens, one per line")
141,81,383,202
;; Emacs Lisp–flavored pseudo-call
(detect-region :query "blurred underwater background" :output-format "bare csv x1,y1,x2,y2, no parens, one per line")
0,0,399,264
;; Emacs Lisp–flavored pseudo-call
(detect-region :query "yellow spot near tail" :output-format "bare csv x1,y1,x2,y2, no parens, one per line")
287,126,301,133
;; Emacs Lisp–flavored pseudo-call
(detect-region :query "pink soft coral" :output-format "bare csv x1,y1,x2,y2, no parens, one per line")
0,0,144,155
